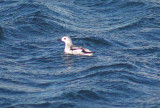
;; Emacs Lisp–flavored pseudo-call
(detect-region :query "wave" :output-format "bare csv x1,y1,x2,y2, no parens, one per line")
0,26,3,39
126,0,160,6
11,102,77,108
1,0,159,39
124,46,160,56
0,87,26,95
0,2,72,40
62,90,102,100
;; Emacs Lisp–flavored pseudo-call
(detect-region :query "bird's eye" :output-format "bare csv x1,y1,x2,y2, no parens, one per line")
64,38,66,40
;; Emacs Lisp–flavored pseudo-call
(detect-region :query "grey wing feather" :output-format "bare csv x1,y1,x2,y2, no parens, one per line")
70,45,83,50
71,45,93,53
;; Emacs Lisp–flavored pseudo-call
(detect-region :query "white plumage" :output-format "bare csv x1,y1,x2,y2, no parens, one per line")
61,36,93,56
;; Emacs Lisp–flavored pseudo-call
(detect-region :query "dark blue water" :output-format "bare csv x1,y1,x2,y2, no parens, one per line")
0,0,160,108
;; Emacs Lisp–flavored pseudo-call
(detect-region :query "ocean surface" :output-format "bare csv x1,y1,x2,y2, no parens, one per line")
0,0,160,108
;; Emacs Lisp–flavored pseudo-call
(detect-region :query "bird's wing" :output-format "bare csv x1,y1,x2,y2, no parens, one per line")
70,45,93,53
70,45,83,51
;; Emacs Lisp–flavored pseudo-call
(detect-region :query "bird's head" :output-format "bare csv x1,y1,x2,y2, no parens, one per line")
61,36,73,45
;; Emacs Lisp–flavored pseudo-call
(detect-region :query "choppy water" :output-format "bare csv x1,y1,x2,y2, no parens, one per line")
0,0,160,108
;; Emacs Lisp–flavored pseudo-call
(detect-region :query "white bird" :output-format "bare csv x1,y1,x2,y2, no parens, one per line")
61,36,94,56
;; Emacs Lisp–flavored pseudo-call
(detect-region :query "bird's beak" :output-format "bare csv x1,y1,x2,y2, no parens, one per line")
58,39,62,41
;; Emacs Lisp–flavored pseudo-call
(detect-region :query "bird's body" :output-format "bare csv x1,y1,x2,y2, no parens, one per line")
61,36,93,56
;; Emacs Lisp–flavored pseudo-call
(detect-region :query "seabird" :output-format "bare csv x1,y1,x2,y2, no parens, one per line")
61,36,93,56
